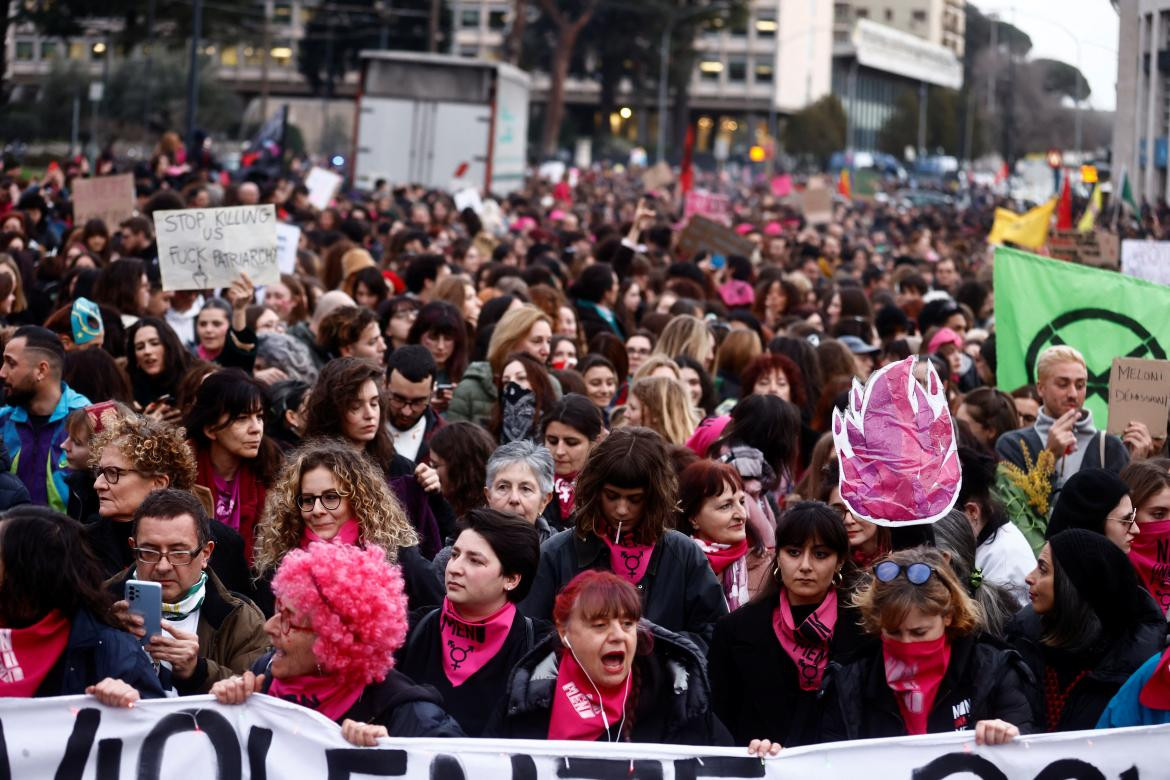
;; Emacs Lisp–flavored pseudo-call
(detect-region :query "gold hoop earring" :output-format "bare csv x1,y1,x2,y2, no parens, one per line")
772,564,782,583
832,568,844,587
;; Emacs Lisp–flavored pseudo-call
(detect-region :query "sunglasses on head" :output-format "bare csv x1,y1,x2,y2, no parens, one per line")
874,561,935,585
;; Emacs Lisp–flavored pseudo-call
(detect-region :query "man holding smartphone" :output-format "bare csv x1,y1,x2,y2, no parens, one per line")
385,346,445,465
108,490,269,694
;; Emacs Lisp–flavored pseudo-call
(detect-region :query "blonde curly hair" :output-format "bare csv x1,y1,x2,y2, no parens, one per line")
253,437,418,577
89,415,197,490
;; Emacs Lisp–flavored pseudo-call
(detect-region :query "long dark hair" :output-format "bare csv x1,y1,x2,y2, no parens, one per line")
429,422,497,516
407,300,468,382
64,348,133,405
715,394,801,483
674,354,718,417
183,368,280,483
92,258,145,317
125,317,191,406
956,446,1010,546
573,427,677,546
0,506,113,626
1042,551,1104,654
754,501,850,604
304,357,396,467
540,393,605,440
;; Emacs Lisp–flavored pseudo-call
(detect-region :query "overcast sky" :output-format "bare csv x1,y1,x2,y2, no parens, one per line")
972,1,1120,111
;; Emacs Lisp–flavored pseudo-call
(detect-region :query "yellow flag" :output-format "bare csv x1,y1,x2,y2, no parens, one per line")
987,198,1056,250
1076,183,1101,233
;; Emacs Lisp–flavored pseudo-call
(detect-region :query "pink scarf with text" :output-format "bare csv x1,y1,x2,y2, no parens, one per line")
0,610,70,698
438,599,516,686
772,589,837,691
547,650,628,742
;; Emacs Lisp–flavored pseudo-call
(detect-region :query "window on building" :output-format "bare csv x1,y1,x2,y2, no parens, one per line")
68,41,85,60
461,8,480,28
271,42,293,65
856,8,869,18
41,41,58,59
15,41,34,61
699,59,723,81
488,9,507,30
885,8,894,21
754,61,773,83
730,16,747,36
243,46,263,66
755,13,776,37
220,46,239,66
834,2,850,19
274,1,291,19
912,9,927,23
90,42,107,60
727,57,746,82
459,46,479,58
704,17,724,37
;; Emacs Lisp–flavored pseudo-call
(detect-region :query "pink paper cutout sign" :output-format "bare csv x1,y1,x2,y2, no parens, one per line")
831,356,961,527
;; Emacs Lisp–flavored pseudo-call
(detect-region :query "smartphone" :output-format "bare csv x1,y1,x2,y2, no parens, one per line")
435,384,454,393
155,394,175,406
710,254,726,270
125,579,163,648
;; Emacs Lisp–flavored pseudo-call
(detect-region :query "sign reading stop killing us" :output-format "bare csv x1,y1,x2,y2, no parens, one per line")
154,205,279,291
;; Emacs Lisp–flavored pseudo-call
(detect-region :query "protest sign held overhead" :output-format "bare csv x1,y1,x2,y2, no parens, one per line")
72,174,135,232
799,185,833,225
154,204,279,290
1122,239,1170,286
683,190,732,225
275,222,300,275
676,215,755,262
305,166,343,210
994,246,1170,428
1050,228,1120,269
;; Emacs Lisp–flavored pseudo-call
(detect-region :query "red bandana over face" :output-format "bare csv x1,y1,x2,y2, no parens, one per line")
1129,518,1170,616
882,634,951,735
0,610,70,698
600,534,654,585
438,598,516,687
772,589,838,691
547,650,628,742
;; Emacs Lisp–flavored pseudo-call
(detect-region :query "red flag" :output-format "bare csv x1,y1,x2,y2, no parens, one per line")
680,125,695,194
838,169,852,199
1056,173,1073,230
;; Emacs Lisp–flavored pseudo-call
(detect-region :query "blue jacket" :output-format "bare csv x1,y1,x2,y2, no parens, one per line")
35,608,165,699
0,382,90,511
1096,652,1170,728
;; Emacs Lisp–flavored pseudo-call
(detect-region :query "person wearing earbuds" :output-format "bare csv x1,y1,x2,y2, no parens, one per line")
519,427,727,652
708,502,868,748
487,570,732,744
399,509,542,736
819,547,1034,745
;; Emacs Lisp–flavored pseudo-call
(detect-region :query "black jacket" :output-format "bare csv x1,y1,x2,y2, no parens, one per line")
485,621,733,746
252,652,464,737
35,608,165,699
398,606,538,736
574,300,626,343
64,468,96,523
519,529,728,652
708,594,872,747
1004,597,1166,732
0,438,29,511
819,633,1036,742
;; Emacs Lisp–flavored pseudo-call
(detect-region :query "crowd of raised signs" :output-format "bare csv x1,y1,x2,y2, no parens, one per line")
1,135,1170,755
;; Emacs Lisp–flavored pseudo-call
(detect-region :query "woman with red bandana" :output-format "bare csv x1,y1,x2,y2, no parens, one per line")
708,502,868,748
819,547,1033,745
519,428,727,652
399,509,542,736
488,570,732,744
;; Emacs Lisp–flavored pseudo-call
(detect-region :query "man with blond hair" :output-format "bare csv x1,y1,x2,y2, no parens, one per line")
996,345,1130,495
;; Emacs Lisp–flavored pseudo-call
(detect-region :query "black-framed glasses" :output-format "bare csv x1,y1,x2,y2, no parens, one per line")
296,491,347,512
388,392,430,410
828,502,853,520
874,561,935,585
132,547,202,565
92,465,147,485
1110,507,1138,530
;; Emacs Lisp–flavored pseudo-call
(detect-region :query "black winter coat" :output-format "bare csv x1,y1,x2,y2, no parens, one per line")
708,593,872,747
35,609,165,699
251,652,465,737
819,634,1036,742
1004,597,1166,732
0,438,29,511
485,621,733,745
519,529,728,652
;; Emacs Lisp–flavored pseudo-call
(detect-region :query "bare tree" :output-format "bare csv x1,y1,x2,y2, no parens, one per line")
534,0,598,156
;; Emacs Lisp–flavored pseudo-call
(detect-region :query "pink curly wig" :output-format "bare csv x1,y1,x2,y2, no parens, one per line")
272,542,408,687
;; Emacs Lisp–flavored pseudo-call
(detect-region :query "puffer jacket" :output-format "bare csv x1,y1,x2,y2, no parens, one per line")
1005,595,1166,732
485,621,733,745
819,633,1035,742
252,652,465,737
445,361,496,426
519,529,728,653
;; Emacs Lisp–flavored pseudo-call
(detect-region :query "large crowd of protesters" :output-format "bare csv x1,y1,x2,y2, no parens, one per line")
1,133,1170,755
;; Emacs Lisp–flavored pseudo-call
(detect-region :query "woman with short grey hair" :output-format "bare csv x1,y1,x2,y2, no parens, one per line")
256,331,319,385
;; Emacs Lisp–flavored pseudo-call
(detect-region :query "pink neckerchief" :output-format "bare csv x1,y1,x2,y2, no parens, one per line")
210,468,241,531
771,589,838,691
267,672,364,722
554,473,577,521
882,634,951,735
0,609,70,698
196,343,220,363
547,649,629,741
438,598,516,687
599,532,654,585
1129,518,1170,616
299,518,360,548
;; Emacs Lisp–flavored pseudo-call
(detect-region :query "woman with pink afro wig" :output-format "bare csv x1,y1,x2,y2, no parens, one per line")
211,542,464,745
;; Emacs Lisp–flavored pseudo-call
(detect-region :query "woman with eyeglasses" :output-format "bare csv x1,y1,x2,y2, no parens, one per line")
399,509,541,736
820,462,891,577
1006,529,1164,732
1045,468,1139,553
817,547,1033,747
1121,459,1170,615
709,502,868,748
212,541,464,744
253,438,441,617
488,570,733,745
379,295,421,352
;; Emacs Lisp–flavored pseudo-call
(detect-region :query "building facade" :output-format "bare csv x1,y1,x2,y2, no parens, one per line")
1113,0,1170,203
833,0,966,57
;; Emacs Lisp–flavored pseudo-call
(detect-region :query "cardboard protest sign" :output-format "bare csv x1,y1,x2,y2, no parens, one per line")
1049,228,1120,269
154,205,279,291
71,174,135,231
305,167,343,210
683,190,732,225
800,186,833,225
1122,239,1170,286
275,222,301,275
1107,357,1170,435
676,215,755,261
641,161,674,193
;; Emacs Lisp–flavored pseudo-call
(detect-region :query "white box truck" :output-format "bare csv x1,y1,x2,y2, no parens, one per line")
354,51,530,195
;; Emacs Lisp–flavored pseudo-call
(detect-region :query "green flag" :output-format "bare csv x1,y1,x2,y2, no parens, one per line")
994,246,1170,428
1121,169,1139,214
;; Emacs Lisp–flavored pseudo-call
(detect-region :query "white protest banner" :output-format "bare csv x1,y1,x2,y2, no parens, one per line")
154,205,279,291
3,694,1168,778
305,166,343,211
1122,239,1170,286
72,174,136,231
453,187,484,215
275,222,300,275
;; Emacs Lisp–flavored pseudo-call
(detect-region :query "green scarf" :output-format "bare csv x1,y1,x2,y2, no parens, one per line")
132,571,208,620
